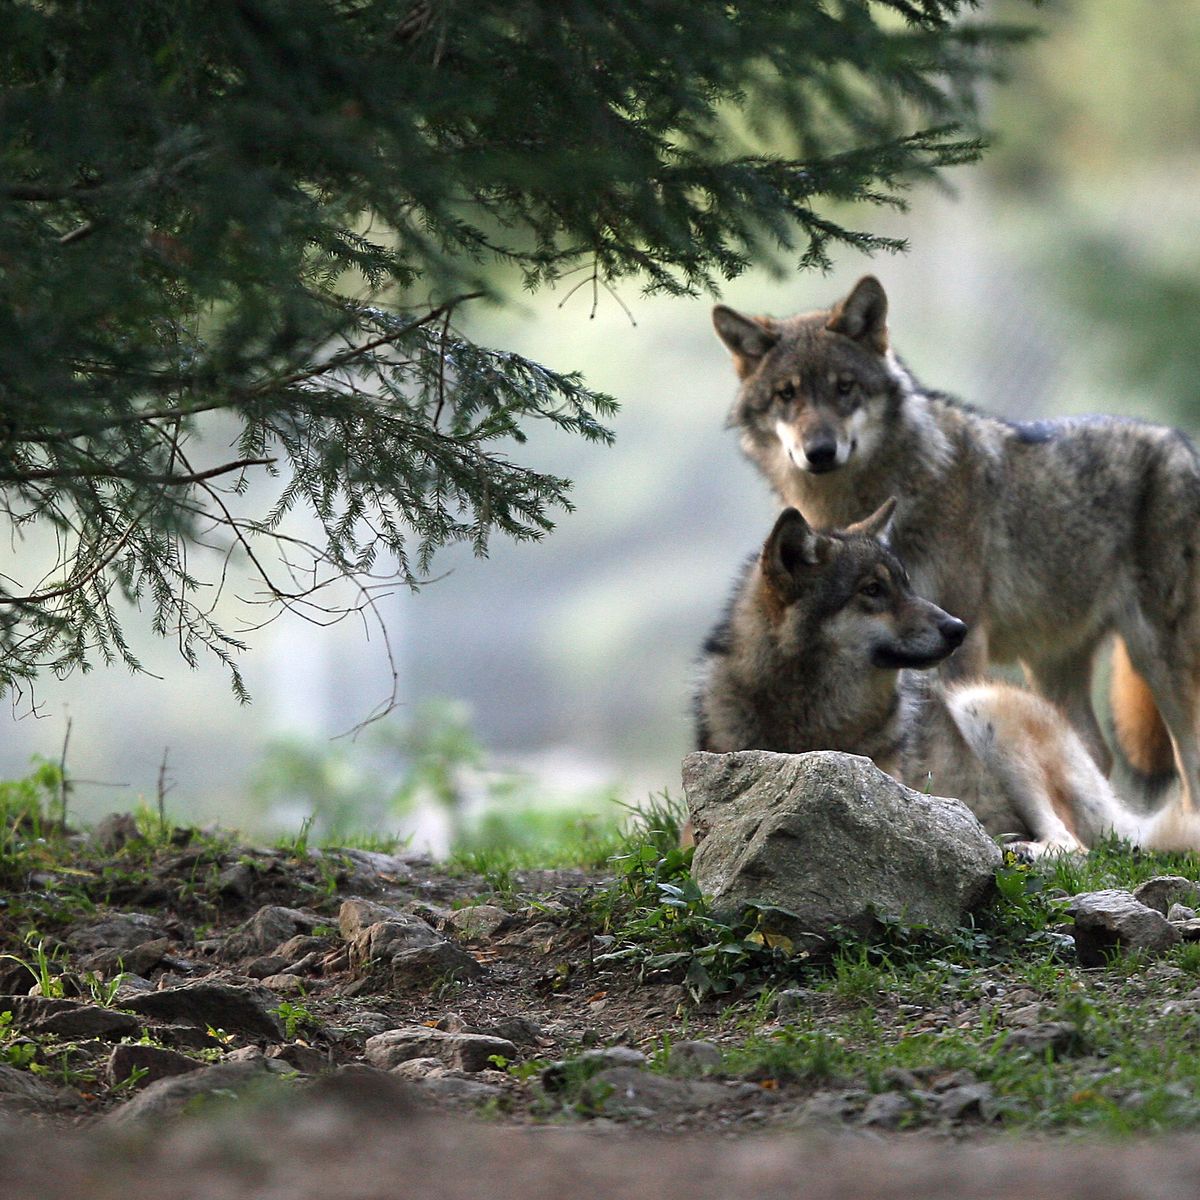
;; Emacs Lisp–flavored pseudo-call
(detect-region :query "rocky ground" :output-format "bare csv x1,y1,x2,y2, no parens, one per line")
7,807,1200,1195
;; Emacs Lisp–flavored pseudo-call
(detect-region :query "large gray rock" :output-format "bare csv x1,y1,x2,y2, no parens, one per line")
684,751,1001,939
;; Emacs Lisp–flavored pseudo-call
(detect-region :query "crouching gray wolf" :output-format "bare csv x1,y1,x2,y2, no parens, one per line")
694,503,1200,855
712,276,1200,808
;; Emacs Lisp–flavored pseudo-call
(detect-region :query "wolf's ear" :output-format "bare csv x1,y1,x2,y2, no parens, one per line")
712,306,780,379
826,276,889,355
762,507,827,598
845,496,897,544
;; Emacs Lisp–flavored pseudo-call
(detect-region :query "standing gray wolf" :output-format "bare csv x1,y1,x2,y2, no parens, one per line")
712,275,1200,809
694,503,1200,854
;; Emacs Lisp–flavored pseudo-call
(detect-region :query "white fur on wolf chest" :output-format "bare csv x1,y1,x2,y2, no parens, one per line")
683,750,1001,939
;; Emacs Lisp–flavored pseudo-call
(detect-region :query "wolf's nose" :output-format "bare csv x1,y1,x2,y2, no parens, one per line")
939,616,968,649
805,439,837,468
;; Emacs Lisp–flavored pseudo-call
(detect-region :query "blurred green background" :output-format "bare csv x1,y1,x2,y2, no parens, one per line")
4,1,1199,849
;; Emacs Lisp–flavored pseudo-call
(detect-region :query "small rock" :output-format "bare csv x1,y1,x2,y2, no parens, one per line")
0,961,35,995
0,1063,78,1115
495,922,558,948
79,937,170,977
107,1044,202,1089
860,1090,918,1129
223,907,325,959
773,988,812,1018
578,1067,747,1119
669,1040,723,1074
1069,890,1181,965
215,862,256,900
936,1082,995,1121
274,935,332,963
67,913,169,953
1007,1002,1042,1027
101,1060,279,1126
444,905,509,940
92,812,141,852
388,1057,447,1080
124,980,284,1039
351,920,482,983
266,1043,330,1074
471,1017,544,1047
1133,876,1200,916
338,899,407,941
881,1067,922,1092
1169,904,1198,923
365,1027,518,1074
1176,919,1200,941
245,955,291,980
419,1075,505,1104
0,995,141,1040
258,973,308,994
796,1089,868,1127
1002,1022,1082,1056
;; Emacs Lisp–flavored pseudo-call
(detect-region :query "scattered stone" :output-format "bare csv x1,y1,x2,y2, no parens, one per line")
684,751,1001,940
67,913,169,953
541,1046,648,1092
388,1057,447,1081
216,862,257,900
472,1017,544,1047
1169,903,1198,923
419,1075,505,1104
0,995,141,1039
350,919,481,983
101,1060,281,1126
796,1089,868,1127
1133,876,1200,916
245,955,291,980
1177,918,1200,941
935,1082,995,1121
223,907,325,959
92,812,141,852
495,922,558,948
78,937,170,977
1068,890,1181,966
860,1090,918,1129
266,1043,331,1074
338,899,407,941
124,980,285,1039
444,905,509,940
274,935,333,963
364,1027,518,1074
669,1040,723,1074
0,960,35,995
1007,1002,1042,1027
773,988,812,1018
578,1067,750,1119
0,1063,79,1115
107,1044,203,1089
258,973,307,994
1002,1022,1083,1057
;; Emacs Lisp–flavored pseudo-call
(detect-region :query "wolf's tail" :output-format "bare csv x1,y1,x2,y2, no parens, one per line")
1110,638,1176,780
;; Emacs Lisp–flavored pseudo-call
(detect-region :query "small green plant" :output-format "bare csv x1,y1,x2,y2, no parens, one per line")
0,936,67,999
272,1000,318,1040
109,1066,149,1094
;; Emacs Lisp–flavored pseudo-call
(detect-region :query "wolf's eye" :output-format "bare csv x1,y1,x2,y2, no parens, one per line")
836,378,855,396
859,581,885,599
777,382,795,402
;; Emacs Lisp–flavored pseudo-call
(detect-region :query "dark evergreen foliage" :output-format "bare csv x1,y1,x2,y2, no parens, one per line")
0,0,1028,697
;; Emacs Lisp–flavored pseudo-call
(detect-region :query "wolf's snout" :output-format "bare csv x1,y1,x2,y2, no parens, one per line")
939,616,968,649
803,436,839,471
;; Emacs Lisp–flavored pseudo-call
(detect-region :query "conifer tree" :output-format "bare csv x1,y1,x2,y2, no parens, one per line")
0,0,1027,697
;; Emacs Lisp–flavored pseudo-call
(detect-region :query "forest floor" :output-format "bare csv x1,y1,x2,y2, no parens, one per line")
5,779,1200,1195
